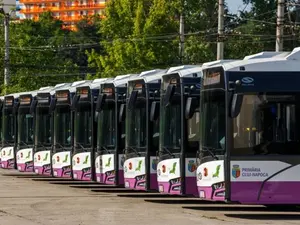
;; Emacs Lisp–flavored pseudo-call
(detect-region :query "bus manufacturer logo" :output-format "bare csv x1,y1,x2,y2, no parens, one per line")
232,165,240,178
241,77,254,84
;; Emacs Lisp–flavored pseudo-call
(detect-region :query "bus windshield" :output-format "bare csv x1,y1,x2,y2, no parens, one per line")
232,93,300,155
199,89,226,156
160,102,181,153
54,106,71,147
3,109,15,143
75,104,92,148
35,107,52,147
18,108,34,146
97,106,115,151
126,99,146,151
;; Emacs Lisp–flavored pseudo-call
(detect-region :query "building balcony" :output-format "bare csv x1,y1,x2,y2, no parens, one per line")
20,3,105,14
29,13,104,22
20,0,105,4
58,14,104,21
20,0,69,3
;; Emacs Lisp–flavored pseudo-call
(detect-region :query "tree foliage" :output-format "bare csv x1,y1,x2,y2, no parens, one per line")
0,12,102,94
1,0,300,94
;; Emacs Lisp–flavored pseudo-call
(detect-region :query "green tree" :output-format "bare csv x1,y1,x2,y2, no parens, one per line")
88,0,180,77
2,12,82,94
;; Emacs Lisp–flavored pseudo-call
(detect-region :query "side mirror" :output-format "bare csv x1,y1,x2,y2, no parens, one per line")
119,103,126,122
185,97,199,119
30,100,37,115
71,95,80,111
96,94,106,112
94,111,99,122
230,93,243,118
164,85,175,106
128,90,138,110
13,102,20,115
150,101,160,121
49,98,57,113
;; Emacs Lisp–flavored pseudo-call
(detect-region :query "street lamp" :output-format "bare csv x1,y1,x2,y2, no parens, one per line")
0,4,16,90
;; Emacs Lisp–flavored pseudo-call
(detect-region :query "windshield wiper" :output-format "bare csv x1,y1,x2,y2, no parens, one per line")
98,146,110,154
18,141,30,147
36,142,49,150
75,142,85,150
162,147,175,158
200,146,219,160
55,142,66,150
2,139,14,146
125,146,140,156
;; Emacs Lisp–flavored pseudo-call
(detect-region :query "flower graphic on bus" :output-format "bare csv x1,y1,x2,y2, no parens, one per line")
232,165,240,178
169,162,177,174
135,160,142,171
105,157,112,167
26,151,31,159
213,165,221,178
128,162,133,170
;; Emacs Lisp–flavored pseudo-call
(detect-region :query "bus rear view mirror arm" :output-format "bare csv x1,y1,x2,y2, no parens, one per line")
185,97,199,119
230,93,243,118
49,97,57,114
30,99,38,115
163,85,175,107
150,101,160,121
71,95,80,111
128,90,138,110
96,94,107,112
119,103,126,122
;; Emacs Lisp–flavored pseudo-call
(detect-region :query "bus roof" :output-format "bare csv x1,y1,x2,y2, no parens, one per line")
213,47,300,72
103,74,138,87
202,60,240,68
37,83,72,95
19,90,40,98
166,65,200,73
55,80,91,93
130,69,167,83
243,51,290,60
165,65,203,78
76,78,108,91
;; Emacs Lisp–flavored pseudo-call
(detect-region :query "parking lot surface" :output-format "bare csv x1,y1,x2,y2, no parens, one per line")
1,169,300,225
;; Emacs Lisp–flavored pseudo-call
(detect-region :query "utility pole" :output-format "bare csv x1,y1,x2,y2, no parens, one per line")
217,0,224,60
4,14,10,86
276,0,285,52
179,13,185,63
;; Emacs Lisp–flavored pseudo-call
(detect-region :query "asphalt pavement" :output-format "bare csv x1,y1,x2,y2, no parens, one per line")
0,169,300,225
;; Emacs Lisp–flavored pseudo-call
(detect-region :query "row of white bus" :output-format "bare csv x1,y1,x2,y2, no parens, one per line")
1,47,300,206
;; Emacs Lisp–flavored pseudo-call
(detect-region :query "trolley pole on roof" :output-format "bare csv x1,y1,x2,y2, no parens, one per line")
217,0,224,60
276,0,285,52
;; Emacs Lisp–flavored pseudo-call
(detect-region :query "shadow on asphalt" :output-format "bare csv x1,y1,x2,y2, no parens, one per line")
183,206,300,212
118,194,184,198
145,199,220,205
224,214,300,220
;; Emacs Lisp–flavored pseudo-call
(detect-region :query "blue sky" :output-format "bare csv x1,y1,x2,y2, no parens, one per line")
227,0,250,13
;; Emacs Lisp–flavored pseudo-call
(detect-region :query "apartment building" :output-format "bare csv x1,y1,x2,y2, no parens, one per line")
17,0,106,30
